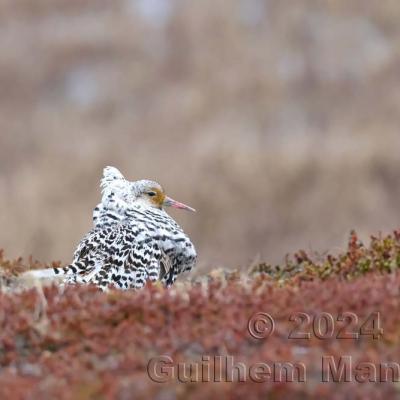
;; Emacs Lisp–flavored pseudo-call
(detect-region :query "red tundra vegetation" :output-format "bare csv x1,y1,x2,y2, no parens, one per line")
0,231,399,399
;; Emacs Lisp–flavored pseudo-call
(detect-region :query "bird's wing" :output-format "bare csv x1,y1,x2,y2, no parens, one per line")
23,221,181,290
85,238,166,290
71,222,165,290
73,226,110,260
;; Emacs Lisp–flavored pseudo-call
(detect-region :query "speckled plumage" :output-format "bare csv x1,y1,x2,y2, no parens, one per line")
24,167,197,290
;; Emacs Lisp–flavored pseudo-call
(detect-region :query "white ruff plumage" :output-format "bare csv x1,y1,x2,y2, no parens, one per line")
24,167,197,290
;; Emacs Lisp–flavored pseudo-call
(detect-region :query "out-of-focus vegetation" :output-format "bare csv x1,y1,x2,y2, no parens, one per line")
1,0,400,270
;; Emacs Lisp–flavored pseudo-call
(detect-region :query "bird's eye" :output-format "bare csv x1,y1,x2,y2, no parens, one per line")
147,191,157,197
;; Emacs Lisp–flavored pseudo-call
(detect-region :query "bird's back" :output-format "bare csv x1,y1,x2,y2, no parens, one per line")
71,204,196,289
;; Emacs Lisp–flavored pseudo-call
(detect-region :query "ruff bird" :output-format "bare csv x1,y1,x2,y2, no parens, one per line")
23,167,197,290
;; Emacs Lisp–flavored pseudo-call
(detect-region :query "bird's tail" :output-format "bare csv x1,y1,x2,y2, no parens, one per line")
21,264,82,280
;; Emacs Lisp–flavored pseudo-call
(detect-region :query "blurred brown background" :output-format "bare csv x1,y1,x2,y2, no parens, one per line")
1,0,400,271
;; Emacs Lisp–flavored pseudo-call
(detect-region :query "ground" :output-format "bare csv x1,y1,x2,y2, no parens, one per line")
0,230,399,399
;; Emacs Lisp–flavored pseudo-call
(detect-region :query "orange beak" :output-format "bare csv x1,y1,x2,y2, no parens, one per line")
163,196,196,212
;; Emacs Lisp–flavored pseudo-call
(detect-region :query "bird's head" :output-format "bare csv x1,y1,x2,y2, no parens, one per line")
134,180,196,212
